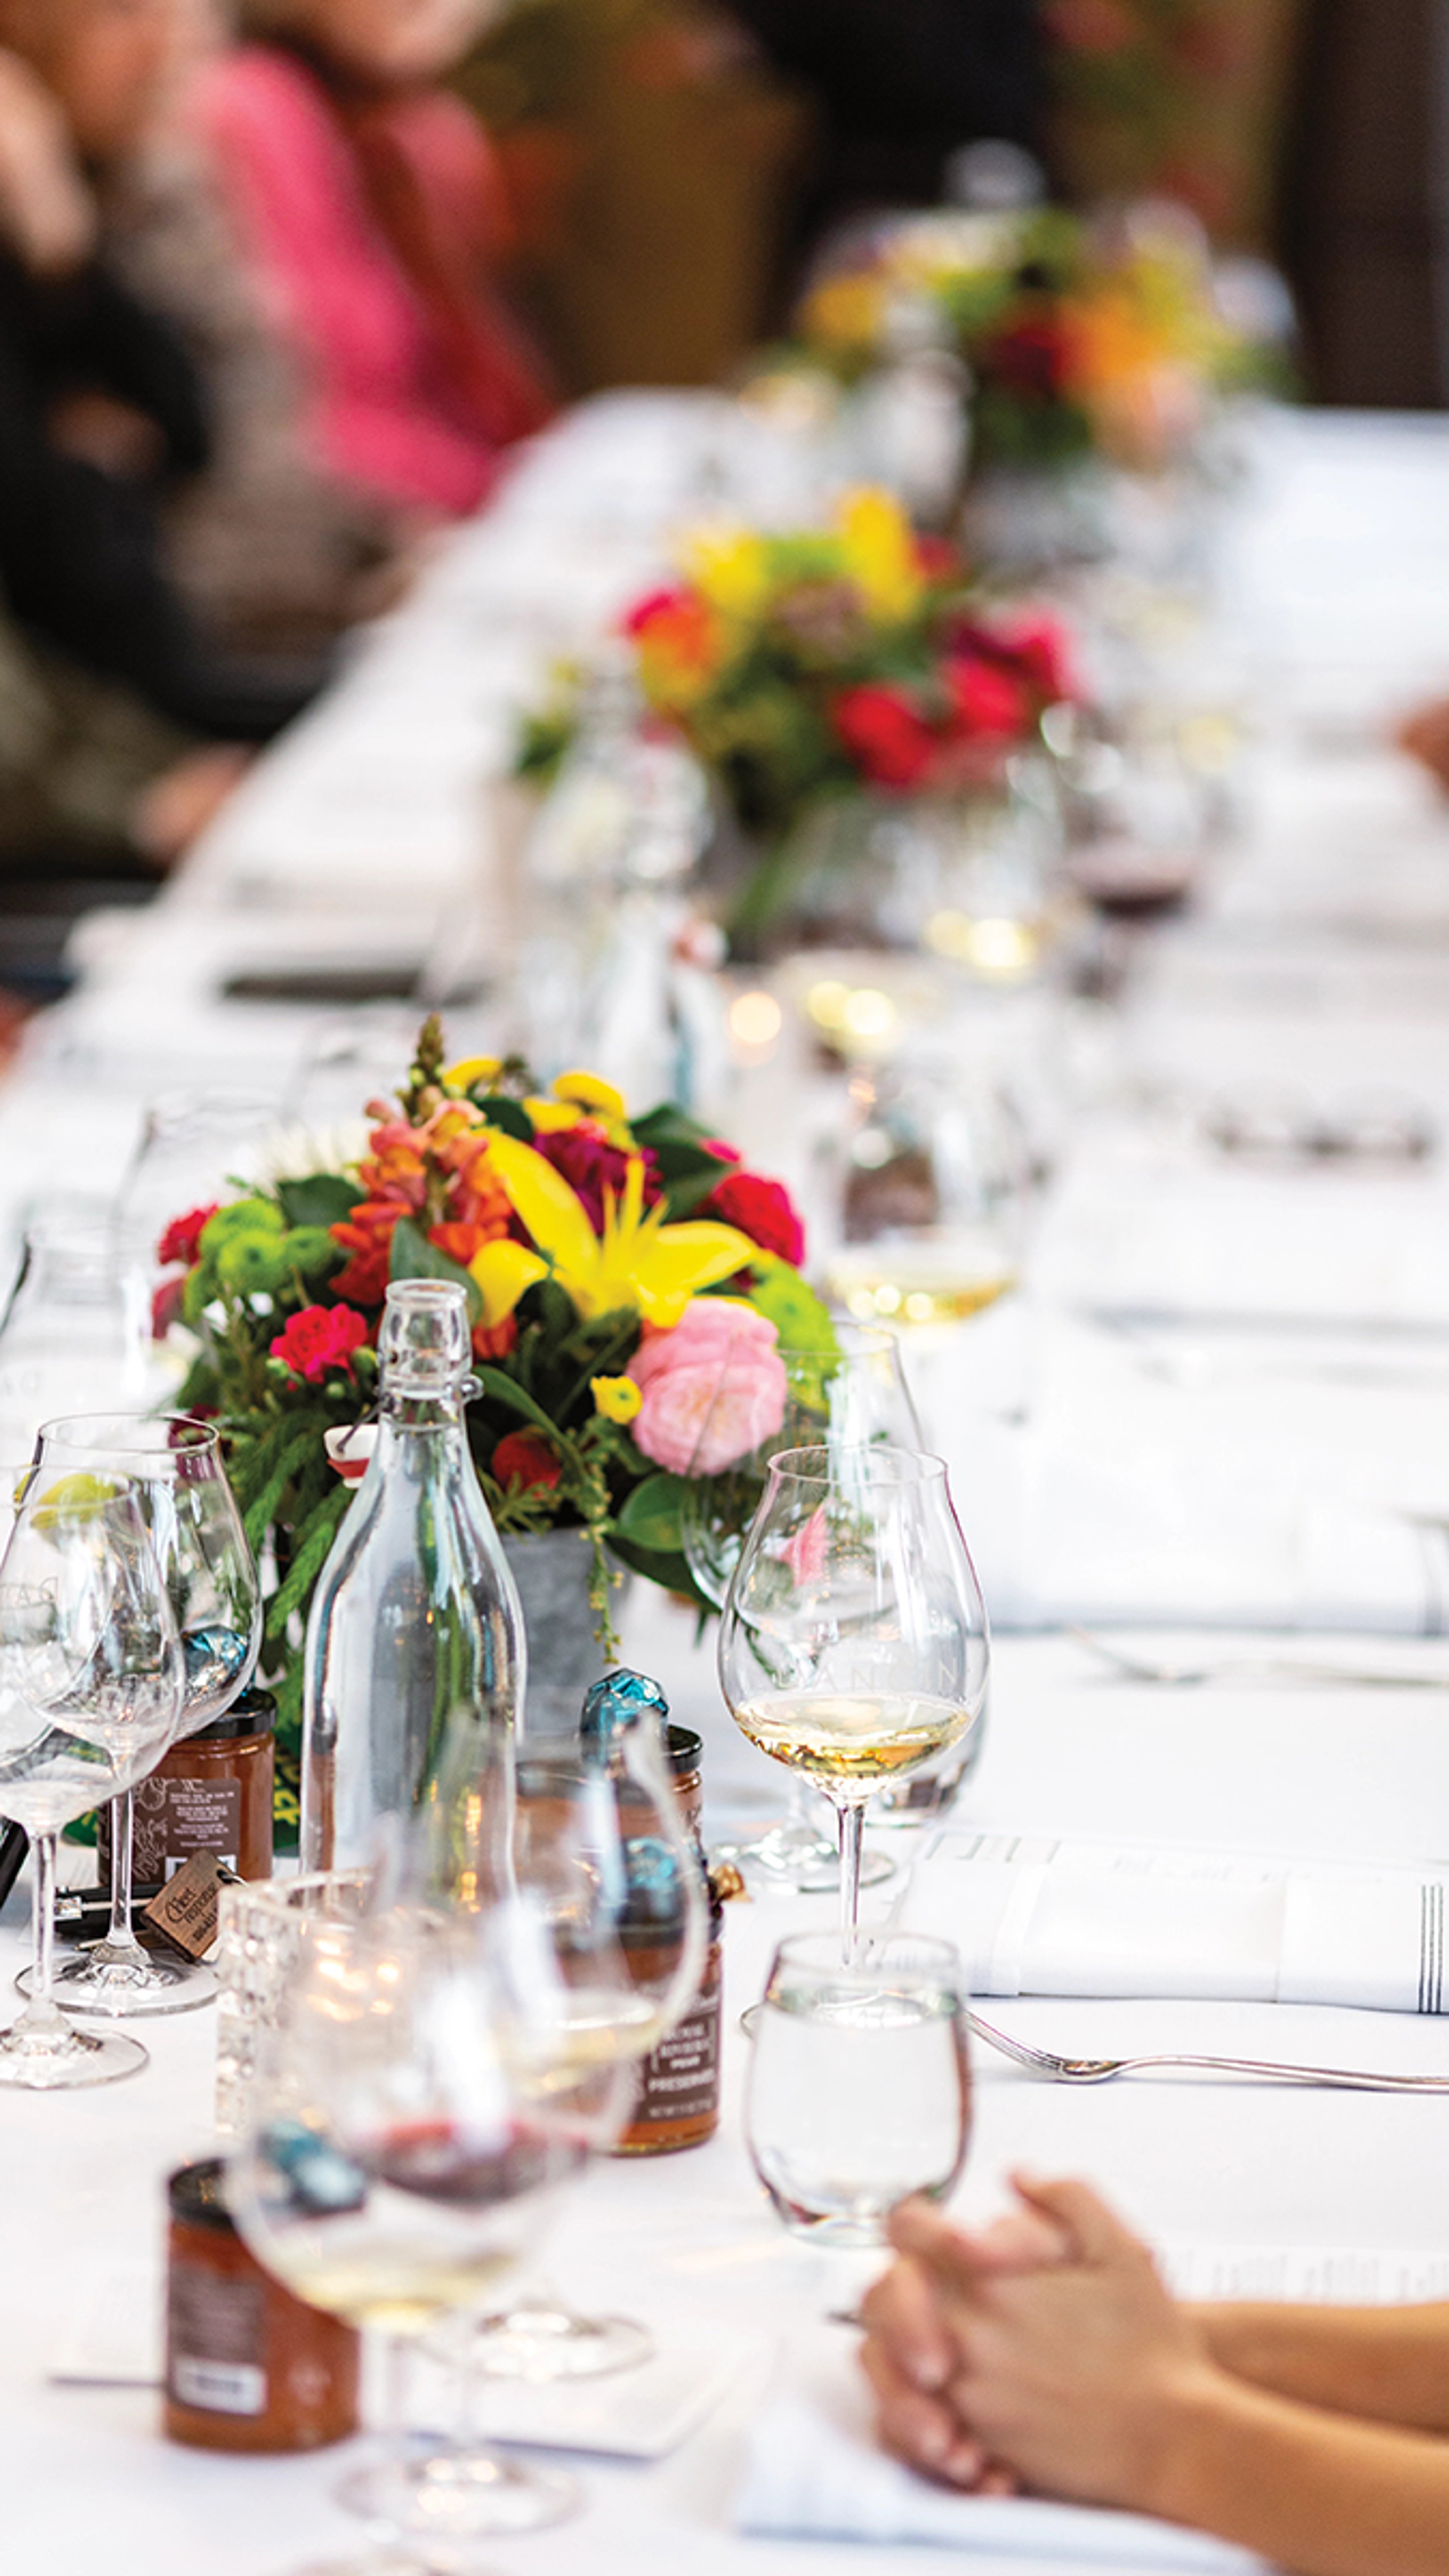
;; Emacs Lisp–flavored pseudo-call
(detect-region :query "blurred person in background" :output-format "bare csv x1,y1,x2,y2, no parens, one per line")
0,0,328,902
194,0,555,524
721,0,1044,277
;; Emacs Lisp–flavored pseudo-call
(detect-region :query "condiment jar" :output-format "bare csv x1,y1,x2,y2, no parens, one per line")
612,1868,724,2156
103,1688,275,1894
164,2157,359,2451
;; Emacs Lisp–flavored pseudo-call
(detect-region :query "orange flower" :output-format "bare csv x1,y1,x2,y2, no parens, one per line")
627,586,726,711
329,1200,398,1306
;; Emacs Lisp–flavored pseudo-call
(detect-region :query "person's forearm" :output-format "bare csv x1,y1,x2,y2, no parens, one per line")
1192,2301,1449,2431
1146,2366,1449,2576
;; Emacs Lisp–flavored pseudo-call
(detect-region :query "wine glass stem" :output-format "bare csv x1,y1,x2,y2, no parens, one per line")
26,1831,65,2033
837,1799,864,1962
95,1790,148,1971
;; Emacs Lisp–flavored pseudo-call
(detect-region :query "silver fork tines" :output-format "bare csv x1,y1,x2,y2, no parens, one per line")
966,2010,1449,2092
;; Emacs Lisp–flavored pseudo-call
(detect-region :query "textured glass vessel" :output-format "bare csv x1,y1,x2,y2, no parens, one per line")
300,1280,524,1872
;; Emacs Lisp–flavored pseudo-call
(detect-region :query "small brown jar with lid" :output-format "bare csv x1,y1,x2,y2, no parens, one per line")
102,1688,275,1895
164,2157,359,2452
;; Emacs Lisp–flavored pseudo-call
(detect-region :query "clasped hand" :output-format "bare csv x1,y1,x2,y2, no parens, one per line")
859,2175,1215,2518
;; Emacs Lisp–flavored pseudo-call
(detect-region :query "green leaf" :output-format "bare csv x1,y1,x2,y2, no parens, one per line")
472,1365,565,1440
265,1486,349,1642
606,1533,710,1613
613,1470,686,1553
243,1426,324,1550
389,1215,482,1323
277,1174,362,1229
474,1093,533,1141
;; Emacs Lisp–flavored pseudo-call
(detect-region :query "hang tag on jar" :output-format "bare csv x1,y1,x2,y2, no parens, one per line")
143,1853,241,1960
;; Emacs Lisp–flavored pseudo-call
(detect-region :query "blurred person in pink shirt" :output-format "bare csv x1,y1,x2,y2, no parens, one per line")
197,0,555,522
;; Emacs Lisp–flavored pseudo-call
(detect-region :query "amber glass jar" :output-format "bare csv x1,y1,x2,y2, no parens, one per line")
664,1724,703,1839
612,1865,723,2158
103,1689,275,1894
164,2158,359,2452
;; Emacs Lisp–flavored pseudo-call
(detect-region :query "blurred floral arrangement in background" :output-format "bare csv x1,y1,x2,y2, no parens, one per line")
152,1017,828,1764
797,203,1273,475
517,486,1075,866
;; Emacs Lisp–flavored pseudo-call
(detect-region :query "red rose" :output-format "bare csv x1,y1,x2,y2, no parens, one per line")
622,585,688,636
492,1429,563,1492
948,655,1030,740
269,1303,370,1383
832,683,937,791
157,1204,218,1269
703,1170,805,1267
986,315,1071,400
992,613,1077,706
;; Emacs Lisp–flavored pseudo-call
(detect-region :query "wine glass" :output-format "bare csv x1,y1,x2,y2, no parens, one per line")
746,1931,971,2245
438,1669,709,2385
0,1464,185,2087
30,1415,260,2016
0,1203,138,1459
719,1445,989,1958
228,1901,588,2562
682,1326,919,1890
117,1086,281,1388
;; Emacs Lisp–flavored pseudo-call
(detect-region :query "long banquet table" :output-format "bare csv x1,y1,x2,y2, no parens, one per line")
6,398,1449,2573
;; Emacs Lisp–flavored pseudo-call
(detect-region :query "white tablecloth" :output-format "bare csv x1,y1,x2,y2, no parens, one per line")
6,398,1449,2571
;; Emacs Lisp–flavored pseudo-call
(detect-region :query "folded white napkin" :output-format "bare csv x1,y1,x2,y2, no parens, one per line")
903,1833,1449,2014
735,2350,1261,2570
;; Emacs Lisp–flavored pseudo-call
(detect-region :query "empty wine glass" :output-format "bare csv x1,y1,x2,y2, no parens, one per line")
117,1087,281,1389
0,1465,184,2087
31,1415,260,2016
719,1445,988,1957
683,1326,920,1891
0,1204,138,1458
228,1902,588,2564
746,1932,971,2245
441,1669,709,2384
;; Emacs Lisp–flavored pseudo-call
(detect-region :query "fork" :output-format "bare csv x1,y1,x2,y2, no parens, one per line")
1068,1627,1449,1691
966,2009,1449,2092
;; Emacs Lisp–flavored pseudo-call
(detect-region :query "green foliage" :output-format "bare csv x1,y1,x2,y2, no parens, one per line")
277,1175,363,1229
389,1214,483,1323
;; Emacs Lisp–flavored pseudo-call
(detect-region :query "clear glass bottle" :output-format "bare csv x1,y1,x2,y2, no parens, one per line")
300,1280,525,1873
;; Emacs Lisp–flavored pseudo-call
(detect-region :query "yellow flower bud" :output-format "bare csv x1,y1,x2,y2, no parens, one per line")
592,1374,643,1426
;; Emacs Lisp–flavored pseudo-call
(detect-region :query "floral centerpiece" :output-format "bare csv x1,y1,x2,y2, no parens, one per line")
797,203,1268,477
517,486,1075,944
155,1018,829,1793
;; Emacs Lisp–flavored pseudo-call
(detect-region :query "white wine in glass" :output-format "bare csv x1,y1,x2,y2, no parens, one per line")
719,1445,988,1957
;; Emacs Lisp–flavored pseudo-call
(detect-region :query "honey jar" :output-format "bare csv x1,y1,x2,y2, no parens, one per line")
164,2157,359,2452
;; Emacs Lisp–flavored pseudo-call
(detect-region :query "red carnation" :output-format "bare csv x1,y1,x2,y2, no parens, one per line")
832,683,937,792
492,1429,563,1492
157,1204,218,1269
992,613,1077,705
703,1170,805,1267
270,1304,369,1384
948,656,1030,740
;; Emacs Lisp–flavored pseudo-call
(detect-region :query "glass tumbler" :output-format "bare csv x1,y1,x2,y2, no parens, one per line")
745,1931,971,2247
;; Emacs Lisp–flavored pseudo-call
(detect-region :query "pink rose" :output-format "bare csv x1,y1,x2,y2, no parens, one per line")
628,1300,786,1476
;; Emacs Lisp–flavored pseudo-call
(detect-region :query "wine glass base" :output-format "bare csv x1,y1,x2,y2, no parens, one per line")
0,2017,147,2088
715,1823,894,1896
335,2444,578,2540
460,2303,654,2381
20,1950,217,2017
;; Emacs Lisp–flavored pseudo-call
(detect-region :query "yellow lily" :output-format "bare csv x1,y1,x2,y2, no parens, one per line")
481,1131,753,1328
468,1237,549,1328
836,486,923,625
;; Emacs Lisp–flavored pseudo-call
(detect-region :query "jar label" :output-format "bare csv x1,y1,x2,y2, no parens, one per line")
135,1776,242,1879
168,2269,266,2415
632,1977,721,2125
171,2356,266,2417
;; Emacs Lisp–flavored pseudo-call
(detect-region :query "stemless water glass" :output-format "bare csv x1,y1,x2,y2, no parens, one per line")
746,1932,971,2246
0,1204,137,1458
33,1415,260,2016
719,1445,988,1957
117,1087,282,1388
683,1326,920,1891
0,1466,184,2087
228,1903,586,2565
